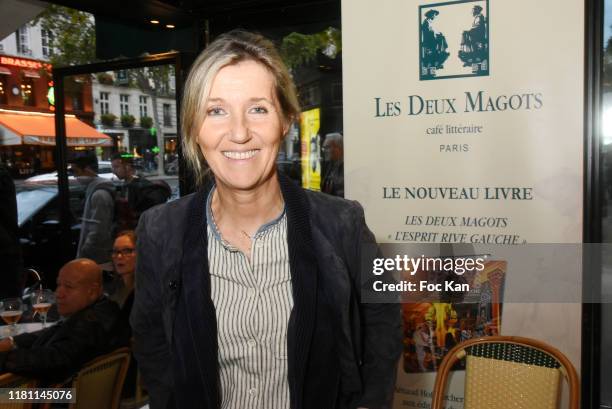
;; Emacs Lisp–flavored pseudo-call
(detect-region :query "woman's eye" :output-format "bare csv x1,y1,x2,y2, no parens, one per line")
249,106,268,114
207,107,226,116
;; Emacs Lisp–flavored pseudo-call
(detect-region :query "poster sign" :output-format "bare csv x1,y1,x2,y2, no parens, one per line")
342,0,584,407
401,261,505,377
300,108,322,190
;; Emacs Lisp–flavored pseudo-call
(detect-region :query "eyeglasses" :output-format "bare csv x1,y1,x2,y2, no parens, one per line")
111,248,135,257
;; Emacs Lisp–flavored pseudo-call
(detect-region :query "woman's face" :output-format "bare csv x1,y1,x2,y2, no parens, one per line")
112,235,136,277
197,60,287,192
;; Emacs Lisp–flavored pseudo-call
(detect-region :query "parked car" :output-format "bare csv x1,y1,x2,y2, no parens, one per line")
24,161,116,184
16,182,83,288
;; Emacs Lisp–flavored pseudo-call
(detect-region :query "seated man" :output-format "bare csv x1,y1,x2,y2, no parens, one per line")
0,258,126,382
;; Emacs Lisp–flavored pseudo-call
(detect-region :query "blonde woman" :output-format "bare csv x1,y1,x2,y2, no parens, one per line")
131,30,401,409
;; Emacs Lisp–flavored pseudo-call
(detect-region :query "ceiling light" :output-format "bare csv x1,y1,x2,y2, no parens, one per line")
166,24,175,28
150,20,159,24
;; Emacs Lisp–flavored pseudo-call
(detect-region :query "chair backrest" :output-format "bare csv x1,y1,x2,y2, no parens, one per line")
68,347,130,409
0,373,37,409
432,336,579,409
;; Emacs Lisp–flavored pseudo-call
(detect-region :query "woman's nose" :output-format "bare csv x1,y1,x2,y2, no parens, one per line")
229,112,251,143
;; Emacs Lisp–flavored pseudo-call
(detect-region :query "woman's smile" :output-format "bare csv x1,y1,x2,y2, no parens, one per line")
222,149,260,160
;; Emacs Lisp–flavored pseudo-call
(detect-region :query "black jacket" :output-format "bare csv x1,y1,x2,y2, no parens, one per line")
131,174,402,409
0,297,124,382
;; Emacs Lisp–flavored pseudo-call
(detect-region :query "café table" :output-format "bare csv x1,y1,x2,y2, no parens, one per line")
0,321,57,338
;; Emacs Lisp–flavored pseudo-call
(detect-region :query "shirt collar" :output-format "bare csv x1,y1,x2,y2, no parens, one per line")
205,185,286,244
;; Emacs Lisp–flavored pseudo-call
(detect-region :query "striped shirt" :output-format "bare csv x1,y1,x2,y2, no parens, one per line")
206,189,293,409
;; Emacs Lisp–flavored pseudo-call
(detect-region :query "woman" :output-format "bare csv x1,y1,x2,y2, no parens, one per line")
111,230,136,312
111,230,139,397
131,30,401,409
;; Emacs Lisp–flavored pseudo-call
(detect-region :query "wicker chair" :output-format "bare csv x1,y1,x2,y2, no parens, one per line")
38,347,131,409
69,347,131,409
432,336,579,409
0,373,37,409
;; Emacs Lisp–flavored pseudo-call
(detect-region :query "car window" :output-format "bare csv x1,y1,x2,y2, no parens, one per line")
16,186,58,227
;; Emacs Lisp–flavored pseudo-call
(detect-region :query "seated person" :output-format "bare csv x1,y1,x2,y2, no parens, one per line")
109,230,136,314
109,230,139,398
0,258,126,383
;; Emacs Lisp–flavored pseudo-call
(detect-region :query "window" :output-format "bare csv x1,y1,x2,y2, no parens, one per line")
120,94,129,115
100,92,109,114
163,103,172,126
139,96,148,118
161,80,170,95
0,78,7,105
21,78,34,106
41,29,54,58
15,27,30,55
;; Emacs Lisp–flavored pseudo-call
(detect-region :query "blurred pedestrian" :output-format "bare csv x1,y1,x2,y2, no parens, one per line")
70,153,116,264
111,153,170,230
321,132,344,197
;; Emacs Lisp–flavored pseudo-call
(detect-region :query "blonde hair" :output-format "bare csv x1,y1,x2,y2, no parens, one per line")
181,30,300,186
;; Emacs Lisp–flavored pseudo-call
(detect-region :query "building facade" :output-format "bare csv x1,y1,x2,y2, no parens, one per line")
92,71,178,172
0,20,178,175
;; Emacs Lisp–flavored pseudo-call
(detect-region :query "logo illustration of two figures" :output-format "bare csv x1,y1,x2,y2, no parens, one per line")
421,4,488,79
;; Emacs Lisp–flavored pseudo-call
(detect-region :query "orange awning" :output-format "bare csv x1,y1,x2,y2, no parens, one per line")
0,110,112,147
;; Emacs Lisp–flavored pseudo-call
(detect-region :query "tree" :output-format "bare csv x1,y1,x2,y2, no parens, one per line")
32,5,96,67
280,27,341,70
131,66,175,175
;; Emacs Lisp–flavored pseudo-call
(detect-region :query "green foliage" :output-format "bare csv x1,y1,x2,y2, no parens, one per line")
120,114,136,128
140,116,153,129
280,27,341,70
32,5,96,67
132,66,175,97
96,73,114,85
100,113,116,127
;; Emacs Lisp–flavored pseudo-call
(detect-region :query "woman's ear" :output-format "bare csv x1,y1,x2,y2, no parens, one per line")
282,117,294,137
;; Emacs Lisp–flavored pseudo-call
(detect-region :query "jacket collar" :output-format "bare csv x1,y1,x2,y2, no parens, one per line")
174,173,317,409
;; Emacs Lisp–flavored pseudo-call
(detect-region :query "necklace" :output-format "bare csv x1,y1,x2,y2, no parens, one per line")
240,230,252,239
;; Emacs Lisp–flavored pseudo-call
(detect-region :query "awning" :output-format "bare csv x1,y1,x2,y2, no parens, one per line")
0,111,113,147
23,70,40,78
0,67,11,75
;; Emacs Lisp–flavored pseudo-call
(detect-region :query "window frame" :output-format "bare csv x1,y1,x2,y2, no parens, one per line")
99,91,109,115
120,94,130,116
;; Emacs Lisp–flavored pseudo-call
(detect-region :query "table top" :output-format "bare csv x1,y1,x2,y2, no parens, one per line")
0,321,57,338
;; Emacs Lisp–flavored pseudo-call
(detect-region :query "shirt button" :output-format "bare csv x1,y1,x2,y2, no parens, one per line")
247,288,256,297
248,388,257,396
247,339,256,347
